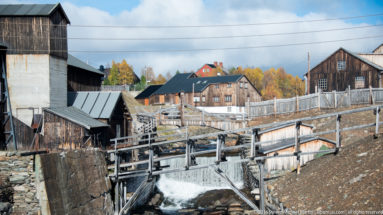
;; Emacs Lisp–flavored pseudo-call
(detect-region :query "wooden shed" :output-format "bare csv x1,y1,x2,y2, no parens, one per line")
306,48,383,94
135,85,163,106
68,91,131,139
67,54,104,91
43,107,109,150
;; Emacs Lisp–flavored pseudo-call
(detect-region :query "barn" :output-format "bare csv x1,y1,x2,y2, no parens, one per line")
306,47,383,94
257,123,335,171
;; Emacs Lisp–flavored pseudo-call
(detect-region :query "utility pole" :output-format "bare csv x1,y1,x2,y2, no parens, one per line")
307,52,310,95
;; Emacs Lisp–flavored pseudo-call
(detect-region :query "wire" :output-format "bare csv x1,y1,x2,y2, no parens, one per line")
0,13,382,28
1,35,382,53
2,24,381,41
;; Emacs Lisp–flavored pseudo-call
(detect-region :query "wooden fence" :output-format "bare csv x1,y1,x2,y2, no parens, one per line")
246,87,383,118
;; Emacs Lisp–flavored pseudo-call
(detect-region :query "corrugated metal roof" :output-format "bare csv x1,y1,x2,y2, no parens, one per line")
67,54,104,75
153,73,243,95
258,136,335,154
135,85,163,99
0,3,70,23
44,106,108,130
68,91,122,119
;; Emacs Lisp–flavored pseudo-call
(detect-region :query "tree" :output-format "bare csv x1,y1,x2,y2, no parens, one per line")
118,59,134,85
107,62,119,85
142,66,155,83
165,71,173,80
152,74,167,84
176,70,180,75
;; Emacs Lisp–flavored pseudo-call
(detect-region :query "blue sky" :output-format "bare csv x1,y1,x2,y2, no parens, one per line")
3,0,383,78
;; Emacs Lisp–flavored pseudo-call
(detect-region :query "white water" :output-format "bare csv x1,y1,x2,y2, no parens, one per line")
157,156,243,210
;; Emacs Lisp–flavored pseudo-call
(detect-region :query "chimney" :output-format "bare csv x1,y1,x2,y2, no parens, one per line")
214,61,218,67
219,62,223,68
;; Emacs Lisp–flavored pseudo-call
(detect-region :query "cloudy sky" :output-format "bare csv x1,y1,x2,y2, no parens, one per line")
4,0,383,77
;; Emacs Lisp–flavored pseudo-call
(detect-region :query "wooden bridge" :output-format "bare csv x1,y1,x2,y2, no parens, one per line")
109,105,382,215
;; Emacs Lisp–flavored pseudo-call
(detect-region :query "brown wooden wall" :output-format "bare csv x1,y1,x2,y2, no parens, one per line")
67,66,102,91
0,13,68,59
308,49,381,94
4,116,42,151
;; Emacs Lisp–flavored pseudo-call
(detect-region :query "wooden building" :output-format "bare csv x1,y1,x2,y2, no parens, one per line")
149,73,262,110
43,107,109,150
306,48,383,94
135,85,163,106
358,44,383,69
195,62,227,77
68,91,132,138
0,4,70,125
67,54,104,91
257,123,335,171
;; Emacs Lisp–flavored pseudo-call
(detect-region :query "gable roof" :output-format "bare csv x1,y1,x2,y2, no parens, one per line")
307,47,383,75
67,54,104,75
259,122,314,135
373,43,383,54
258,136,335,154
0,3,70,24
135,85,163,99
68,91,122,119
153,73,243,95
44,107,108,130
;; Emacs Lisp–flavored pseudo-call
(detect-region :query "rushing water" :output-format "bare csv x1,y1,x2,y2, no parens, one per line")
157,156,243,210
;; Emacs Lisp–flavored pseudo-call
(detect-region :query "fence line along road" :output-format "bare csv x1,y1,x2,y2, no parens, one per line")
246,87,383,118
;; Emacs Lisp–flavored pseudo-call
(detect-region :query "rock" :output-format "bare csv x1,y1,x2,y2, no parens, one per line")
13,185,27,192
9,175,27,184
148,193,162,206
267,184,274,191
349,174,367,184
357,152,368,157
251,188,259,195
0,202,11,212
229,202,241,208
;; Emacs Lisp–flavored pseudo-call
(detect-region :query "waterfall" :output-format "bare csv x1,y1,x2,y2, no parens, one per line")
157,156,243,210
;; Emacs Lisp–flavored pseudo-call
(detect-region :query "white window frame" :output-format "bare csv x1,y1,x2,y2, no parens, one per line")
227,83,232,88
244,83,248,89
240,82,243,88
318,78,327,90
213,96,219,102
193,97,200,102
225,95,232,102
337,60,346,71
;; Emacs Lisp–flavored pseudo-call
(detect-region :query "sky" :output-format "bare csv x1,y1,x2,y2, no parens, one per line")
2,0,383,77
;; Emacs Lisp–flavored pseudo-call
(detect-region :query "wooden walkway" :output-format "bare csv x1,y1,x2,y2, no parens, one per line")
110,104,382,215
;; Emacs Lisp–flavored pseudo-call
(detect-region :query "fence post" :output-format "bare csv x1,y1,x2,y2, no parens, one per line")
317,90,321,110
216,135,222,164
374,107,380,139
273,97,277,116
295,121,301,174
336,114,341,154
257,160,265,213
185,139,191,169
348,85,351,107
333,90,337,109
148,133,153,176
114,151,120,215
296,95,299,113
250,128,260,158
370,86,375,104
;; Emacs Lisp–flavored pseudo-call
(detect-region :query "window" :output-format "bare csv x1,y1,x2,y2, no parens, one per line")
337,60,346,71
215,84,219,89
244,83,248,89
225,95,232,102
318,78,327,90
213,96,219,102
227,83,232,88
202,96,206,102
355,76,365,89
227,107,232,112
240,82,243,88
193,97,200,102
196,81,201,84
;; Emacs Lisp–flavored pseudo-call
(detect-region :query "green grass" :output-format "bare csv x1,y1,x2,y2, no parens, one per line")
315,145,329,158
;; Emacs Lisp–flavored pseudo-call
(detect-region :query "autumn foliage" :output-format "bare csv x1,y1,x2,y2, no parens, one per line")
231,67,305,100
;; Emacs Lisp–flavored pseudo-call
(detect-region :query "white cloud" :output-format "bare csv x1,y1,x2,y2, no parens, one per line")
29,0,383,76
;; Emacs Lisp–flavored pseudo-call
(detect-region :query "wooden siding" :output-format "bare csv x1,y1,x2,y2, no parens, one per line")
308,49,381,94
264,139,335,171
4,116,42,151
0,14,68,59
373,44,383,54
260,125,313,147
67,66,102,91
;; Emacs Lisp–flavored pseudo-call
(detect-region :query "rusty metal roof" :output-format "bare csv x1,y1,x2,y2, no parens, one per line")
44,107,108,130
68,91,121,119
67,54,104,75
0,3,70,23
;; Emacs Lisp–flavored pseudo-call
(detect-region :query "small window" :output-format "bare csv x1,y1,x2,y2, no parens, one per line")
203,80,207,84
193,97,200,102
213,96,219,102
337,61,346,71
215,84,219,89
225,95,232,102
355,76,365,89
196,81,201,84
244,83,248,89
227,107,232,112
202,96,206,102
318,78,327,90
227,83,231,88
240,82,243,88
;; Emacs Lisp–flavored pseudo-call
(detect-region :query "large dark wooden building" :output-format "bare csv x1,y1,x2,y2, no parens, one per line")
148,73,262,109
306,48,383,94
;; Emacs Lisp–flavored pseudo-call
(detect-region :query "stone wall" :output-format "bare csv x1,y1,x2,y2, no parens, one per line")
0,151,41,215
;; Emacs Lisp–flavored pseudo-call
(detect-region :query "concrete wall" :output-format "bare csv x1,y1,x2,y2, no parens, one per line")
6,54,67,125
